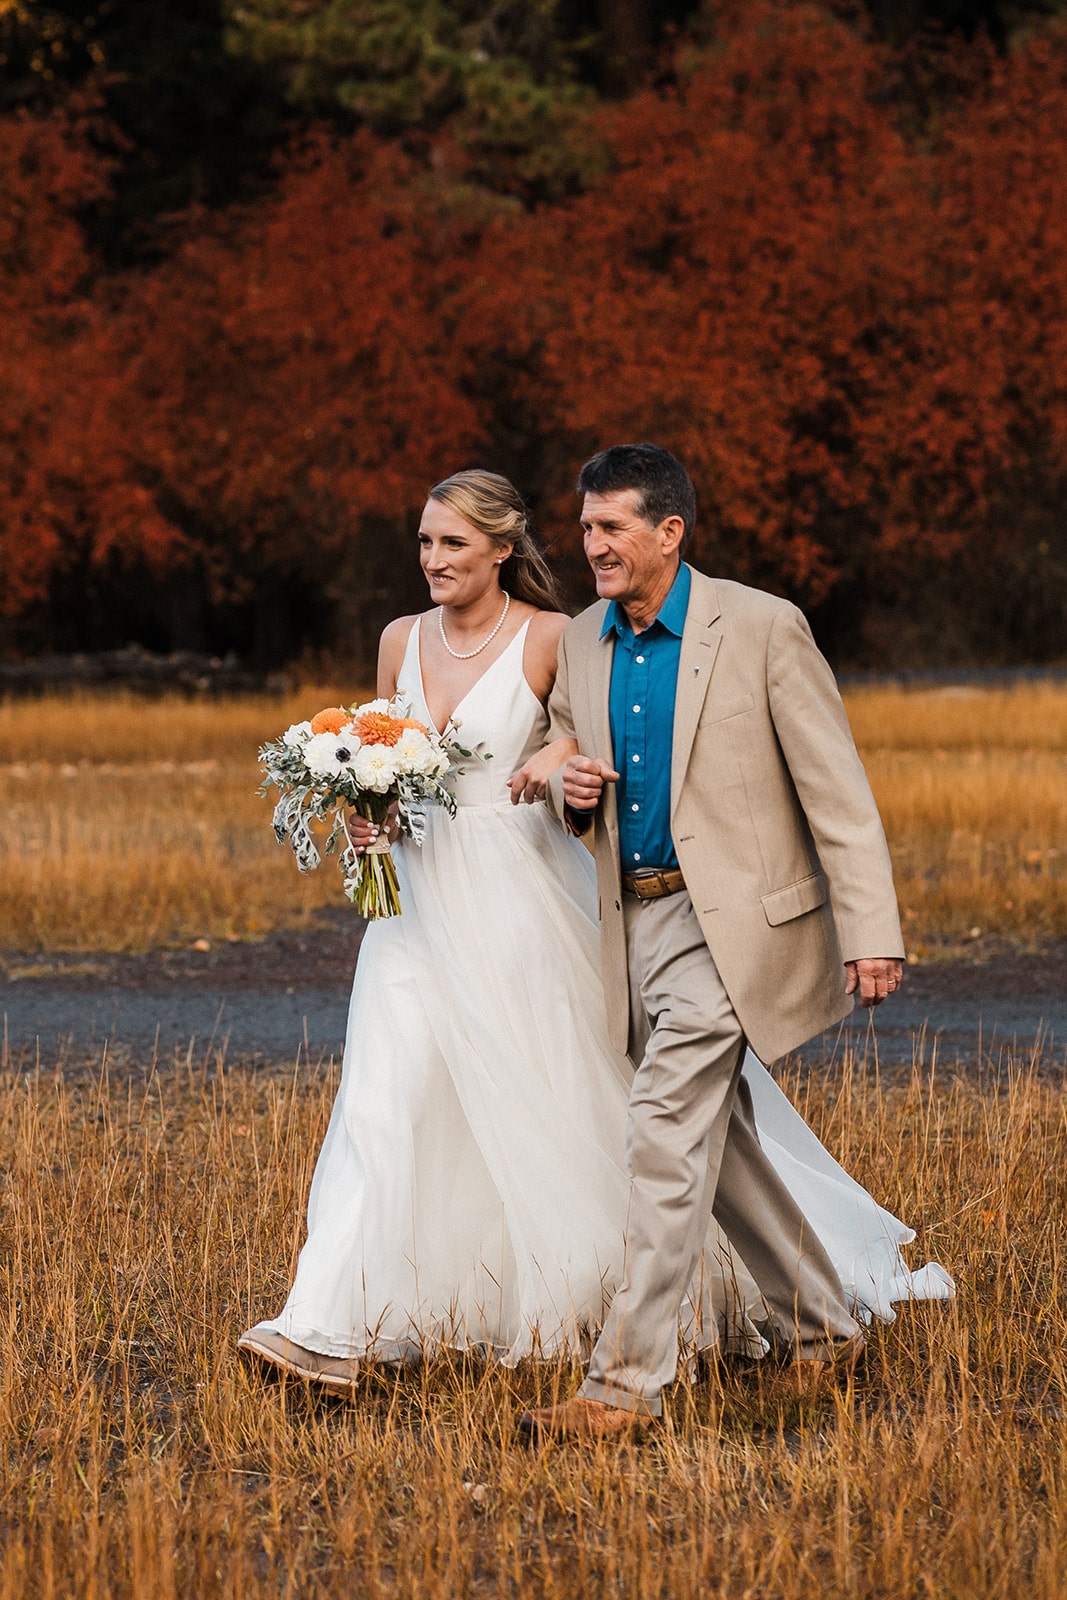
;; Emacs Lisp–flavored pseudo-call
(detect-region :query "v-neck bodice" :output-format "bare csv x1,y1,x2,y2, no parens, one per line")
397,615,548,807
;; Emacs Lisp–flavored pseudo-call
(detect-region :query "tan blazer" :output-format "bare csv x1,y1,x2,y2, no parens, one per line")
548,566,905,1064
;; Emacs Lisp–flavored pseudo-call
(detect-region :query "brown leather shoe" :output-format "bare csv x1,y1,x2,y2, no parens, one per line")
761,1337,866,1401
238,1326,361,1396
518,1396,655,1443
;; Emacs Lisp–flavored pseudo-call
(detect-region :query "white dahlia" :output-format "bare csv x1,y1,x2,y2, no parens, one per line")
393,727,445,778
350,742,399,793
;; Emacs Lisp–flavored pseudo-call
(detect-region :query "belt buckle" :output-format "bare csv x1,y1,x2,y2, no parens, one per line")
630,869,666,900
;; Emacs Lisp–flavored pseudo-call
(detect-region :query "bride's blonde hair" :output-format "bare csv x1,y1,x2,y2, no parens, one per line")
428,469,566,613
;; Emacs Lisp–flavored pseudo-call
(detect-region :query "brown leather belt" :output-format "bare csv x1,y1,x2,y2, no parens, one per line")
622,868,687,900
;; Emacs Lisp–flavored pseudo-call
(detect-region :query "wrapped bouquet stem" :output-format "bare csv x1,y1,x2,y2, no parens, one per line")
340,794,402,918
259,697,486,920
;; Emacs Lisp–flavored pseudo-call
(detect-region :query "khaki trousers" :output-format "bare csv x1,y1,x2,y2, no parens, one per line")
579,892,860,1417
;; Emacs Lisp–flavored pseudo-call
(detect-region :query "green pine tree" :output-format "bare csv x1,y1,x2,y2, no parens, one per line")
222,0,603,197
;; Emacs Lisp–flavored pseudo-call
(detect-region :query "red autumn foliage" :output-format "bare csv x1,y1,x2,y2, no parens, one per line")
466,1,1067,635
3,3,1067,664
0,103,181,631
112,135,482,641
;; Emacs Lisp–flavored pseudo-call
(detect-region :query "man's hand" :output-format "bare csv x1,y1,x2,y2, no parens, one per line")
561,754,620,814
845,958,904,1007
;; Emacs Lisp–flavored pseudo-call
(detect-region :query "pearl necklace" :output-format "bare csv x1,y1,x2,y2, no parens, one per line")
438,591,511,660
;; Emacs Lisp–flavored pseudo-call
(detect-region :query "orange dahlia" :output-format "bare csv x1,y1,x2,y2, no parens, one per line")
351,711,405,746
310,707,350,736
398,716,430,737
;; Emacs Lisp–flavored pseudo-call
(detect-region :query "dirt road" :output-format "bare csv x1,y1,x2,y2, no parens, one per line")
2,917,1064,1070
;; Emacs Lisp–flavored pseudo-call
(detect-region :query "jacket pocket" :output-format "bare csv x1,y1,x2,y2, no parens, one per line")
761,870,829,927
698,693,755,728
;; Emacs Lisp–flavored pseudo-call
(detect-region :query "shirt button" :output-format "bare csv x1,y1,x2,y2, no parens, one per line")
632,754,640,763
631,804,639,812
633,853,641,862
632,704,641,713
636,655,645,664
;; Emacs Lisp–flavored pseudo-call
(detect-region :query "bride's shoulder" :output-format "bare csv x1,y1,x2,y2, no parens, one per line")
522,606,570,652
380,612,425,646
377,612,426,675
520,609,571,695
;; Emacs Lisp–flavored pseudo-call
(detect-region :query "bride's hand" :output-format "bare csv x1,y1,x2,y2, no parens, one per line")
348,805,399,853
507,738,580,805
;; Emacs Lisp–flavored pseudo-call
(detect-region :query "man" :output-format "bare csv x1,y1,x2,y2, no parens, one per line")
520,444,905,1441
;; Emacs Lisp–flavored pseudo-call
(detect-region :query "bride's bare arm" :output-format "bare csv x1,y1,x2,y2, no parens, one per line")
376,614,419,699
508,610,576,803
350,616,419,851
521,609,569,704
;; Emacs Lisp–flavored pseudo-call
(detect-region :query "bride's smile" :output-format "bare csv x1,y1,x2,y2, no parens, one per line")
418,497,512,623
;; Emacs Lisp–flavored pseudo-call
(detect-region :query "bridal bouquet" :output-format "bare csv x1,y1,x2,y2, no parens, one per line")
258,697,480,919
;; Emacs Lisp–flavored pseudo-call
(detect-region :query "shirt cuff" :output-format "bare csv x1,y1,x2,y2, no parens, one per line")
564,804,596,837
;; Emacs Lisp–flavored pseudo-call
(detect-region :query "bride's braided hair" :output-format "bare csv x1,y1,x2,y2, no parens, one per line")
428,469,566,613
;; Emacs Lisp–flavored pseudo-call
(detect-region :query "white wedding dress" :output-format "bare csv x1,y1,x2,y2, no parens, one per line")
256,619,952,1365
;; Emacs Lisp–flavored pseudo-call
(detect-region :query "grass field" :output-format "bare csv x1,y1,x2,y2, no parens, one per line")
1,1037,1063,1598
1,682,1064,955
1,684,1064,1595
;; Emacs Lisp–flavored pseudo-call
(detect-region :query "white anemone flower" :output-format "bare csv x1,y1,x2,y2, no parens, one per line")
304,730,360,780
281,720,313,748
350,742,399,793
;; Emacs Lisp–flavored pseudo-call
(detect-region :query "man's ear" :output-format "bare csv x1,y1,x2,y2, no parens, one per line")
659,515,686,558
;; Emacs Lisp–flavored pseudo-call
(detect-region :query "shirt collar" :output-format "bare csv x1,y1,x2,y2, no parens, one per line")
600,562,691,640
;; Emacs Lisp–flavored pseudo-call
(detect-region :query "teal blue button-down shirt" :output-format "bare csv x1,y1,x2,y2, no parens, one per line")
601,563,690,872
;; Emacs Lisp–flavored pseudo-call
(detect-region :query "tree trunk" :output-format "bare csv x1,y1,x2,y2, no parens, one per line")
597,0,655,91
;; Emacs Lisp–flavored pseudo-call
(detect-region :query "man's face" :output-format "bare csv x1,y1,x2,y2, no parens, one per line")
580,489,681,611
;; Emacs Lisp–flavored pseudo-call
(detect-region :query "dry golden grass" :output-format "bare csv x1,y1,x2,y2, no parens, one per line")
0,682,1064,952
846,685,1067,950
0,689,365,952
1,1036,1064,1598
842,682,1067,752
0,763,335,951
867,749,1065,948
0,689,359,767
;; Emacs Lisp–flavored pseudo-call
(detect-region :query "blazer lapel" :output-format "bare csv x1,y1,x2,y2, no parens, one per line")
595,632,614,757
671,570,722,818
592,627,619,841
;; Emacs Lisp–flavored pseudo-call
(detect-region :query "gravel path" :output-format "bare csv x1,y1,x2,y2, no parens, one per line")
2,920,1065,1071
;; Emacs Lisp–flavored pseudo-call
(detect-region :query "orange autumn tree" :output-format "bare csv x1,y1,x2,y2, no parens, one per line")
0,104,181,650
925,27,1067,654
113,134,485,659
464,0,1067,657
5,2,1067,664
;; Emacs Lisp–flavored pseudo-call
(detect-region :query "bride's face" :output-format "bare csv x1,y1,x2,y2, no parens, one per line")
418,499,510,607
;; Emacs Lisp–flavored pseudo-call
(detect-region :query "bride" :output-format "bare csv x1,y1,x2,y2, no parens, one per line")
239,470,952,1392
